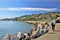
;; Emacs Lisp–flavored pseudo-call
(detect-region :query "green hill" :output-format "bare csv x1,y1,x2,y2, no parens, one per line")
1,12,60,22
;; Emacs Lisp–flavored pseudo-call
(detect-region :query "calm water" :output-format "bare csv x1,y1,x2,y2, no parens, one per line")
0,21,34,40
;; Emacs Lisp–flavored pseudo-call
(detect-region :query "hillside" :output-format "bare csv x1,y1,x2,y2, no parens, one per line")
1,12,60,22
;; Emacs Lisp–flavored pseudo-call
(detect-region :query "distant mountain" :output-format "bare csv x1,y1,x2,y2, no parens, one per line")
1,12,60,22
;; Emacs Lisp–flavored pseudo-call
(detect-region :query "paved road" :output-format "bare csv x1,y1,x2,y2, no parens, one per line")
35,23,60,40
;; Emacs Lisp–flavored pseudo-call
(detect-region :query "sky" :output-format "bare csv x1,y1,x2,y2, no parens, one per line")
0,0,60,19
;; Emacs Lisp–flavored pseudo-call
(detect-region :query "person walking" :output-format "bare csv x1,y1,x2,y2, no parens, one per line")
51,18,56,31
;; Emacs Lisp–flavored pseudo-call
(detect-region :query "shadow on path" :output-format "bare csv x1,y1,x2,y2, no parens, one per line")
47,30,60,34
55,30,60,32
47,32,56,34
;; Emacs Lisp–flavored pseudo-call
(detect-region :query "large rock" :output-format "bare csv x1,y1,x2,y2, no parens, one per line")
2,34,19,40
17,32,26,40
17,32,22,39
56,17,60,23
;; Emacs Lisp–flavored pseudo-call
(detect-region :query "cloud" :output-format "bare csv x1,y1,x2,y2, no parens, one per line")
0,7,57,11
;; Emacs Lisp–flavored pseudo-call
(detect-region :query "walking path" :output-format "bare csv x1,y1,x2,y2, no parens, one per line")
35,23,60,40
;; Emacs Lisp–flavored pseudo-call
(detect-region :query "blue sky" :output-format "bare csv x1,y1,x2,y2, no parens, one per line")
0,0,60,19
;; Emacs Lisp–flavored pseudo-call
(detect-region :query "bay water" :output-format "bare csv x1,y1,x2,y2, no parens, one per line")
0,21,34,40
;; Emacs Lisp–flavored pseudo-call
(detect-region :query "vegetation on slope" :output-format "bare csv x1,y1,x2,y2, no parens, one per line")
1,12,60,22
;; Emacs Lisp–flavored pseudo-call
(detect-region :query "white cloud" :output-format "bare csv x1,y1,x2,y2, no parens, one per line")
0,7,57,11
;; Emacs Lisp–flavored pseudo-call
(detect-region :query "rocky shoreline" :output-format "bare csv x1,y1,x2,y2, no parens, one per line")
2,21,36,40
2,21,50,40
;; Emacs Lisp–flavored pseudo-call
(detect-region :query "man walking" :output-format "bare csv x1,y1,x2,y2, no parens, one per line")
51,18,56,31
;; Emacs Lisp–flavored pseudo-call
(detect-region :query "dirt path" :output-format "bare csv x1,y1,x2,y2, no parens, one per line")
35,23,60,40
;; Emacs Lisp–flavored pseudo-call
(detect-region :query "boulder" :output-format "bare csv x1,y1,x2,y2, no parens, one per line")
2,34,19,40
56,17,60,23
